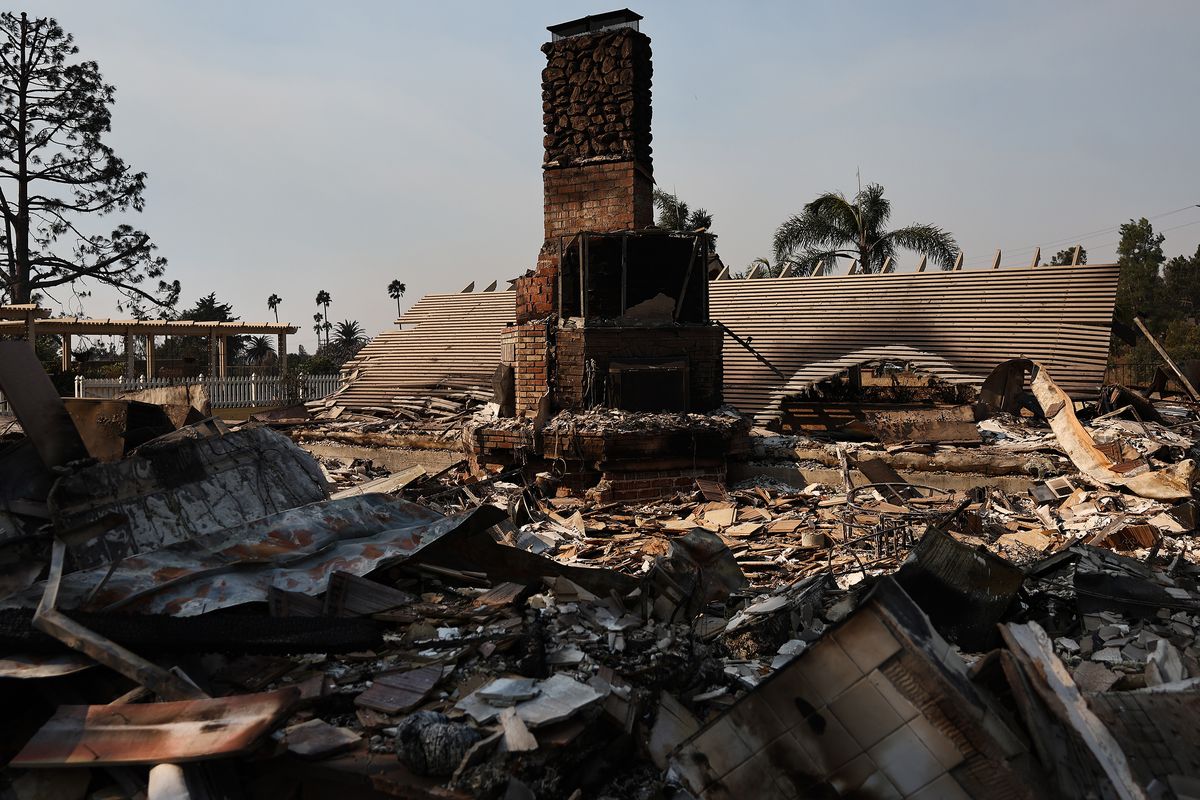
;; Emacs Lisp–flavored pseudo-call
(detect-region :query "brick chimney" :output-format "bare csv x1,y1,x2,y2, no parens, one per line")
503,11,722,418
516,11,654,324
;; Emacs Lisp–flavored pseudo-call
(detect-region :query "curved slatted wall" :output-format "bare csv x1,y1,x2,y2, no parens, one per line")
328,291,516,410
333,264,1119,418
711,263,1119,421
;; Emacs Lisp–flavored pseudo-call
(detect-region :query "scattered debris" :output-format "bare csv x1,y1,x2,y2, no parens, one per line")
3,12,1199,799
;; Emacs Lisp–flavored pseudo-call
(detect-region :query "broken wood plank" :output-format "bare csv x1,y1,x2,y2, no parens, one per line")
1134,316,1200,402
354,664,443,715
34,540,205,702
330,465,426,499
323,572,416,617
1001,622,1147,800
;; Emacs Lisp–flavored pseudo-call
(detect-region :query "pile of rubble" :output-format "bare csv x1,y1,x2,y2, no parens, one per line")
2,340,1200,798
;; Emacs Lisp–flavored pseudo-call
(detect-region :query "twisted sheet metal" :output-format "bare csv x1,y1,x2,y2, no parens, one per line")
8,495,497,617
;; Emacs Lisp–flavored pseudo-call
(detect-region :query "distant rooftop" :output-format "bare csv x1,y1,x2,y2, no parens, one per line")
547,9,642,41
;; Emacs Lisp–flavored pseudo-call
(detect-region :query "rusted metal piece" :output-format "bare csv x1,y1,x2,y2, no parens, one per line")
33,539,206,701
10,687,299,767
0,340,89,467
9,495,504,617
980,357,1030,413
1097,384,1163,425
411,516,637,598
835,477,964,566
649,528,748,621
863,404,981,445
1088,522,1160,551
0,651,95,679
981,359,1197,499
1134,316,1200,403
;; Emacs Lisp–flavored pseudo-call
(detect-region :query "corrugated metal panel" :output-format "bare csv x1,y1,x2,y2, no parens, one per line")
712,263,1119,421
5,495,495,616
330,290,516,410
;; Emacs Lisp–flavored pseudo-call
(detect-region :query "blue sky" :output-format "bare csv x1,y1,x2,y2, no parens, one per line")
26,0,1200,349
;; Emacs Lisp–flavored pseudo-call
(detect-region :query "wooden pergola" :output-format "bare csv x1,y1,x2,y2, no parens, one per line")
0,307,297,377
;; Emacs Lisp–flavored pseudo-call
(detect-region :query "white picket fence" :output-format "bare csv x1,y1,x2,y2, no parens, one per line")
74,373,343,409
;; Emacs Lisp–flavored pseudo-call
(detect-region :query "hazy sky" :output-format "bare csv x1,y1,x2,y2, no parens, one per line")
26,0,1200,350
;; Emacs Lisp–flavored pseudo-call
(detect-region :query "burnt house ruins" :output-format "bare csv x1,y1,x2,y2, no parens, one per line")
4,9,1200,800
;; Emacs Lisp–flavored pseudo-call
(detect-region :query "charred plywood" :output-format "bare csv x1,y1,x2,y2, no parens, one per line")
865,405,982,445
62,398,175,461
49,425,330,569
669,579,1037,799
0,340,89,467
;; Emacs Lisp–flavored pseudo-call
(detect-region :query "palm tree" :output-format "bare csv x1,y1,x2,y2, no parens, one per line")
773,183,957,275
654,189,715,246
267,294,282,322
245,335,275,366
387,280,407,317
745,257,785,278
313,312,324,346
332,319,368,351
314,290,331,345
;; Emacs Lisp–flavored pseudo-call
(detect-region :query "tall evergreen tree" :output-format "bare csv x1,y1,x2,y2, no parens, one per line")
0,12,177,310
1113,218,1166,329
1048,246,1087,266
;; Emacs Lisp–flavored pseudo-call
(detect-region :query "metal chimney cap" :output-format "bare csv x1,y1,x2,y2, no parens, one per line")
547,9,642,41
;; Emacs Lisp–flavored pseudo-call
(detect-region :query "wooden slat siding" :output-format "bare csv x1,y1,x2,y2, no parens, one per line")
331,291,517,410
711,263,1120,422
335,263,1119,418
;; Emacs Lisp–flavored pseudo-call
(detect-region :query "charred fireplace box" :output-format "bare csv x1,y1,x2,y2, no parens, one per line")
608,358,688,412
547,230,723,413
557,231,709,324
